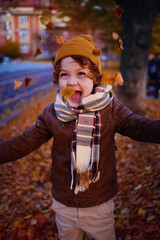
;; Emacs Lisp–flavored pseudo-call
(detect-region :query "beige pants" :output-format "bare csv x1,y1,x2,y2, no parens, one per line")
51,198,115,240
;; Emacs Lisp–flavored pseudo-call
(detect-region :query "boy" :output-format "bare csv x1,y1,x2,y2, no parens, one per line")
0,35,160,240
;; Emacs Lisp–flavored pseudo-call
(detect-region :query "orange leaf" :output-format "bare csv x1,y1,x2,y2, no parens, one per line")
35,213,47,227
45,21,54,31
138,208,146,216
112,32,124,51
115,72,124,86
40,11,51,25
113,5,124,19
34,47,42,57
101,73,114,86
54,35,65,45
14,80,23,90
24,77,32,88
60,87,75,99
27,227,35,240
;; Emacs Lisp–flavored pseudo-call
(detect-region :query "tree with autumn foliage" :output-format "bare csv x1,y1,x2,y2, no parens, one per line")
0,41,20,59
53,0,160,112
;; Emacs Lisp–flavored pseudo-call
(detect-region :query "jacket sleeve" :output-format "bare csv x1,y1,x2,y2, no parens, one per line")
0,106,53,164
113,97,160,143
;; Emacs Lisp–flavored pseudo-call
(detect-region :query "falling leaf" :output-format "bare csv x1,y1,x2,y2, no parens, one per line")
45,21,54,31
54,35,65,45
101,73,115,86
40,11,51,25
115,72,124,86
24,77,32,88
14,80,23,90
113,5,124,19
60,87,75,99
112,32,124,51
34,47,42,57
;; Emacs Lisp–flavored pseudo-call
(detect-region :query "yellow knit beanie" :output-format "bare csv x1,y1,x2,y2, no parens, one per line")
54,34,102,74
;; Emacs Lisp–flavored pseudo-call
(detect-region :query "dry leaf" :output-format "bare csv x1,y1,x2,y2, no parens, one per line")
101,73,114,86
112,32,124,51
54,35,65,45
113,5,124,19
138,208,146,216
112,32,119,40
34,47,42,57
115,72,124,86
60,87,75,99
14,80,23,90
40,11,51,25
45,21,54,31
35,213,47,227
24,77,32,88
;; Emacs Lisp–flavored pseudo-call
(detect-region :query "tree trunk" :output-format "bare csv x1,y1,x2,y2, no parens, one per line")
116,0,159,112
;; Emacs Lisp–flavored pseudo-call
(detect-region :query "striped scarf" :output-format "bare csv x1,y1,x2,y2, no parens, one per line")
54,84,113,194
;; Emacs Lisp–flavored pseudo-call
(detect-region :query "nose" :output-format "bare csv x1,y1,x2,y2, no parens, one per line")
67,76,78,86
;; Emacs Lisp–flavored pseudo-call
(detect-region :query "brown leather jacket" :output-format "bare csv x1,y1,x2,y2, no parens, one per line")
0,97,160,207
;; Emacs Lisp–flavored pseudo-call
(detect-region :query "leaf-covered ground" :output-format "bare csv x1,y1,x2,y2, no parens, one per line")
0,91,160,240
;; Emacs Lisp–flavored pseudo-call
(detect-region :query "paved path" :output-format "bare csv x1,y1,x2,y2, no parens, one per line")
0,61,56,125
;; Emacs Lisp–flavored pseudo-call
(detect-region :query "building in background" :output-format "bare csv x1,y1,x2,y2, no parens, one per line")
0,0,69,58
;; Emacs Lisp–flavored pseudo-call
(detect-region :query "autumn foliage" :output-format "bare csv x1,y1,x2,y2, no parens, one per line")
0,41,20,59
0,92,160,240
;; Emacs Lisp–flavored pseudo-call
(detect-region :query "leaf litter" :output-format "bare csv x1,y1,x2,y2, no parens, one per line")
0,92,160,240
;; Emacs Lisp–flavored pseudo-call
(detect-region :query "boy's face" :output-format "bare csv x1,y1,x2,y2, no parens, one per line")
59,57,94,108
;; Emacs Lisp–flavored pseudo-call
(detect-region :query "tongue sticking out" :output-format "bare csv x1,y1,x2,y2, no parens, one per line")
71,91,81,102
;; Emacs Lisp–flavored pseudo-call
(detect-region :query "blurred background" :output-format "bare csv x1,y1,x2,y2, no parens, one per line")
0,1,160,240
0,0,160,124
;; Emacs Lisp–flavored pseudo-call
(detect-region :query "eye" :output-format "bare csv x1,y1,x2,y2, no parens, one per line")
59,72,68,78
78,71,86,77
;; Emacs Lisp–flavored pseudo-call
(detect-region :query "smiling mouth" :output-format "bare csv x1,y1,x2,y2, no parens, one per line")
71,91,82,102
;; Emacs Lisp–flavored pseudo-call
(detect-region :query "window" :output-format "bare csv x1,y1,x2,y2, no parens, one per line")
21,44,29,53
19,15,28,23
20,29,29,38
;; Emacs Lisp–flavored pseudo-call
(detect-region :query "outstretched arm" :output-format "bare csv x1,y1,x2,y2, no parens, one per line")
0,106,53,164
113,97,160,143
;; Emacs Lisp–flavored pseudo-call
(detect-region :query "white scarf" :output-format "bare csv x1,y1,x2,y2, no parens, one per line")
54,84,113,194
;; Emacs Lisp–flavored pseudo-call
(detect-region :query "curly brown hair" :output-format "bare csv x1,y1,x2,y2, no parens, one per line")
53,55,102,85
